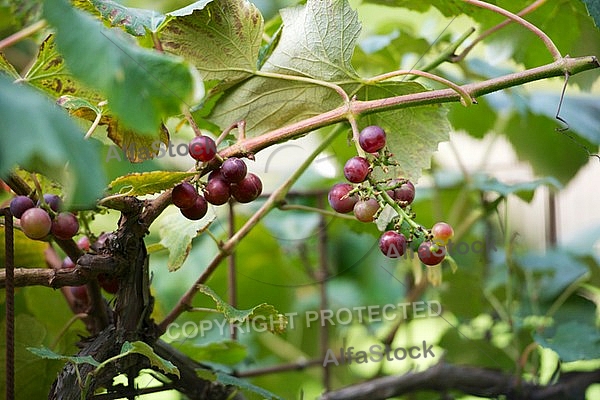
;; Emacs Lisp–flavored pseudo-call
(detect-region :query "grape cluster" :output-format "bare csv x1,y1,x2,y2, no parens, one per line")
10,194,79,241
328,125,454,266
172,136,264,220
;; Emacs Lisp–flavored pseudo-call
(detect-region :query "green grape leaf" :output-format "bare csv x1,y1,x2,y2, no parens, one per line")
197,285,288,333
24,35,103,102
157,209,215,272
0,52,21,80
106,122,170,163
581,0,600,28
361,0,472,17
161,0,263,84
473,176,561,203
0,76,106,208
504,113,592,185
535,320,600,361
359,82,451,181
43,0,202,135
119,341,179,377
90,0,165,35
27,346,100,367
107,171,197,196
175,340,247,365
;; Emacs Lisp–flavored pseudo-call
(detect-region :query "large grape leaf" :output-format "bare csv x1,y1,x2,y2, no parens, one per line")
23,35,103,101
107,171,198,196
43,0,202,135
161,0,263,84
0,76,106,208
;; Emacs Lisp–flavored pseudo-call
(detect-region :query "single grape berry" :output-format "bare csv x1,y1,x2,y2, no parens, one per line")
189,136,217,162
98,274,119,294
9,196,34,218
353,198,379,222
70,286,89,304
204,177,231,205
41,194,62,212
62,256,76,269
77,236,91,251
418,241,446,265
359,125,386,153
180,195,208,220
51,212,79,240
379,231,407,258
231,173,263,203
431,222,454,245
20,207,52,239
172,182,198,209
344,156,370,183
392,180,415,205
221,157,247,183
328,183,358,214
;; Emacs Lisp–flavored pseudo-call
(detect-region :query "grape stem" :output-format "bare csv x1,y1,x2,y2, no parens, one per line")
377,187,421,231
364,69,476,106
462,0,561,61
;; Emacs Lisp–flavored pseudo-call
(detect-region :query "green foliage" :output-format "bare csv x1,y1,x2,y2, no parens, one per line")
0,75,106,207
198,285,287,334
117,341,180,377
43,0,201,135
107,170,197,196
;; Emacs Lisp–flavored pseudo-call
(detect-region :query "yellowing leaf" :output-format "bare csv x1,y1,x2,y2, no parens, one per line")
107,171,197,196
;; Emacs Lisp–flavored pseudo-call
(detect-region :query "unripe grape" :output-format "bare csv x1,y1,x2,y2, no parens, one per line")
20,207,52,239
431,222,454,245
353,198,379,222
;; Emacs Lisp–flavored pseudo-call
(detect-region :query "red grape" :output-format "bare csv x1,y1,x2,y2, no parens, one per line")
359,125,386,153
62,256,76,269
344,156,370,183
77,236,91,251
172,182,198,209
98,274,119,294
189,136,217,162
180,195,208,220
204,177,231,205
328,183,358,214
392,180,415,205
20,207,52,239
51,212,79,240
231,173,263,203
9,195,34,218
353,198,379,222
431,222,454,245
221,157,247,183
379,231,407,258
41,194,62,212
70,286,89,304
418,241,446,265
